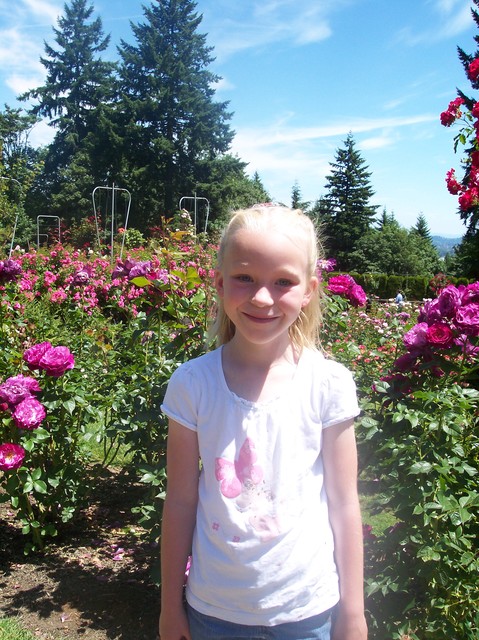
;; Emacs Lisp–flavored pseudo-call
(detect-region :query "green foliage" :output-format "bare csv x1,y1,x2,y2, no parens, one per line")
313,133,379,270
20,0,116,225
0,617,37,640
116,0,234,223
348,221,441,276
358,314,479,638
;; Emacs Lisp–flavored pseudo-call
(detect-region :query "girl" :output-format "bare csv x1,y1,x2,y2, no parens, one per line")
159,205,367,640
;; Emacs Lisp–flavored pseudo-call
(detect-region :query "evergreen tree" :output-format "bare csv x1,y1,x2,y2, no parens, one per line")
291,181,310,212
117,0,234,227
21,0,116,223
377,208,397,229
314,133,379,269
412,213,433,240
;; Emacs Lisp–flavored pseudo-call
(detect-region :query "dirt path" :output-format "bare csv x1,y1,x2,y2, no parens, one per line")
0,469,160,640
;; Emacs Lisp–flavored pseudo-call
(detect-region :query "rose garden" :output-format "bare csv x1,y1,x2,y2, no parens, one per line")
2,2,479,638
0,224,478,640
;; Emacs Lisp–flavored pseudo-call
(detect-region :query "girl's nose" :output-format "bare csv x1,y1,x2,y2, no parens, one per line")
251,286,273,306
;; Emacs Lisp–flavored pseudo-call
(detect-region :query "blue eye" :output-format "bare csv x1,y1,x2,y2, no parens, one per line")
277,279,292,287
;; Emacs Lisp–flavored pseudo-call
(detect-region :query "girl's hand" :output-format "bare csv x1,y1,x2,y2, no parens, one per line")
159,605,191,640
331,609,368,640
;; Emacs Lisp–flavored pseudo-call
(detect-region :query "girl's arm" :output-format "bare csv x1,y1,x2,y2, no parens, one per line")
159,419,200,640
323,418,368,640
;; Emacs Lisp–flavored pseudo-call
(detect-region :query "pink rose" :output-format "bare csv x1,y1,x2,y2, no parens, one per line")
403,322,429,351
348,283,367,307
427,322,454,348
0,443,26,471
38,346,75,377
0,379,32,407
12,397,46,430
327,274,355,296
23,342,53,370
455,303,479,336
461,282,479,305
418,299,442,324
437,285,462,318
7,375,42,395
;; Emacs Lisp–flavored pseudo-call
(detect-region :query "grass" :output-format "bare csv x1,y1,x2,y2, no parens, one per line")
0,618,39,640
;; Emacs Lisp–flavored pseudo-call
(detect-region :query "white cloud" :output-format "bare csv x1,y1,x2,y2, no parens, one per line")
396,0,474,45
21,0,61,24
202,0,353,59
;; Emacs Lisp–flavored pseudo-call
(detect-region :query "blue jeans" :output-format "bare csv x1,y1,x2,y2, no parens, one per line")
186,603,334,640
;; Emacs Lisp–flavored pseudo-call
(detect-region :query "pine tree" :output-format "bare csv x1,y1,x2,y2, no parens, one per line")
315,133,379,269
291,181,310,212
22,0,115,159
21,0,116,224
117,0,234,226
412,213,433,240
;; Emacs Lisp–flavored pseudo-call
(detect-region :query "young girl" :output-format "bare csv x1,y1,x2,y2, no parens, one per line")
159,205,367,640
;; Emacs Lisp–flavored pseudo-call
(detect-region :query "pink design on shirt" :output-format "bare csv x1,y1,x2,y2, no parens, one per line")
215,437,264,499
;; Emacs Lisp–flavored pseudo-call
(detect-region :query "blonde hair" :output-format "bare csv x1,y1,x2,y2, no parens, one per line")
210,205,324,350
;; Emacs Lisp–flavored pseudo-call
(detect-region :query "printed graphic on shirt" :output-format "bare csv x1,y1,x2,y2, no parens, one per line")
215,437,263,498
215,437,281,541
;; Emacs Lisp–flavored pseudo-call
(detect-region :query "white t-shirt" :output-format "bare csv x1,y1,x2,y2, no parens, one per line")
161,346,360,626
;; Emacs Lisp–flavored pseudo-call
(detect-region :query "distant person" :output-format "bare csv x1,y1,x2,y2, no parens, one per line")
159,205,367,640
395,290,404,309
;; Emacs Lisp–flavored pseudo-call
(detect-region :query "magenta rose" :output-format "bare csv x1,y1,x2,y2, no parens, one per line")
12,397,46,430
393,351,419,373
38,346,75,377
418,299,442,324
327,274,355,296
437,285,462,318
7,375,42,395
403,322,429,351
0,443,26,471
455,303,479,336
23,342,53,370
348,283,367,307
461,282,479,305
0,379,32,407
427,322,454,348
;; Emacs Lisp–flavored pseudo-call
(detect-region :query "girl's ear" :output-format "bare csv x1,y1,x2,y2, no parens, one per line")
301,276,318,308
214,269,224,297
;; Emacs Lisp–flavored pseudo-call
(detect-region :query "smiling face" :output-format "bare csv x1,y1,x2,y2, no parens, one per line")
215,227,318,350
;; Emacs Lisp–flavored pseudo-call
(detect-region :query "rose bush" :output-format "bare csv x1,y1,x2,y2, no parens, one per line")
360,282,479,639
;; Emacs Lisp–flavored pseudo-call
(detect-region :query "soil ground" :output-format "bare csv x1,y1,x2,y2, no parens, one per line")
0,468,160,640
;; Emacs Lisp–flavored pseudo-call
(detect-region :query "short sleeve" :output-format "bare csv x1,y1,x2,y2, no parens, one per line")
161,362,199,431
321,360,360,429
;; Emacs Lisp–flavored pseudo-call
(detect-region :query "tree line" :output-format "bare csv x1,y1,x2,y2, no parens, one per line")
0,0,476,278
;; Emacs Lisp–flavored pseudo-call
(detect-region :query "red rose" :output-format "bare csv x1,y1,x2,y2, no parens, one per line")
427,322,454,348
468,58,479,82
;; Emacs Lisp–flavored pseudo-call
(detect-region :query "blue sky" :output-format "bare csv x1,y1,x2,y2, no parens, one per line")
0,0,476,237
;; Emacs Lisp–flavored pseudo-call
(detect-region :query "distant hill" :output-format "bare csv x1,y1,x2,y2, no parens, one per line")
432,235,462,257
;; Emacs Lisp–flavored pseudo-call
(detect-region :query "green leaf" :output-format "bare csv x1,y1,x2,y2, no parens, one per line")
130,276,151,287
33,480,48,494
62,399,76,414
409,461,432,474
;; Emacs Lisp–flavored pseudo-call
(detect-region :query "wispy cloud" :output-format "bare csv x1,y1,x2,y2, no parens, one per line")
396,0,474,45
230,113,437,201
202,0,353,60
0,0,62,101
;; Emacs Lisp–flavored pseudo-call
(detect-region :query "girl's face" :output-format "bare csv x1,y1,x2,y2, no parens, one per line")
215,227,318,349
